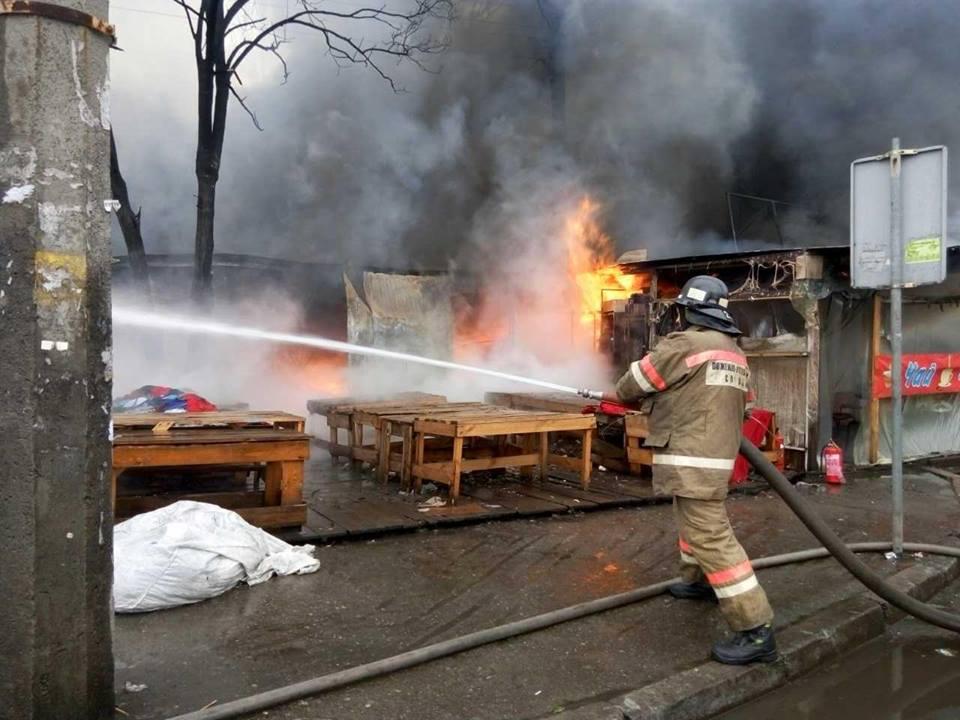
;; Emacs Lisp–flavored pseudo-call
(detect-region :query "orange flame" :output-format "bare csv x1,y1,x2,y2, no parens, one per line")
565,197,645,338
272,346,347,397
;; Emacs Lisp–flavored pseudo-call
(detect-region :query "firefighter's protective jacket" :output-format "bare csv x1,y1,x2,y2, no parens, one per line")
615,326,749,500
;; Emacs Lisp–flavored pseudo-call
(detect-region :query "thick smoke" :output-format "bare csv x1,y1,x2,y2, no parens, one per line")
108,0,960,406
112,0,960,266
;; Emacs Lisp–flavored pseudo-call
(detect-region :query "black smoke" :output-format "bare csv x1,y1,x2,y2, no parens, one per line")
112,0,960,267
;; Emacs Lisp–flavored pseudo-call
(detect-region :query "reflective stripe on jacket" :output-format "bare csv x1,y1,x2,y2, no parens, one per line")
615,327,749,500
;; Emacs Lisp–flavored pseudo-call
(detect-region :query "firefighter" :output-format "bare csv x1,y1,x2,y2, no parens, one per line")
614,275,777,665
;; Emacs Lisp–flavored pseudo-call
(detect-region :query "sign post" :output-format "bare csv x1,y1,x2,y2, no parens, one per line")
851,140,947,556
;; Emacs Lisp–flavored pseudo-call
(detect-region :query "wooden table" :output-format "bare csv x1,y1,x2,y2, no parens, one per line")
374,404,519,487
112,411,309,529
412,409,597,502
308,394,447,464
486,391,637,474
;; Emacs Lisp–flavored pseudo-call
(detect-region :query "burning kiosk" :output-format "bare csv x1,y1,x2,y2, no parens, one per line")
608,243,960,470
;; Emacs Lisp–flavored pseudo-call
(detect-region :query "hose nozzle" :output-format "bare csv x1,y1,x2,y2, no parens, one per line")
577,388,605,401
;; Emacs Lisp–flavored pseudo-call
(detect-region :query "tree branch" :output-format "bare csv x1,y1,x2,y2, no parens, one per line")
229,84,262,130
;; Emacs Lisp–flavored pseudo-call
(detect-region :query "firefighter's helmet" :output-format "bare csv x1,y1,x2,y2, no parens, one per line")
675,275,741,336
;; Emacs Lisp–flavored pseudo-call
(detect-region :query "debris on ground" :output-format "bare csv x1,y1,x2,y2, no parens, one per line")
936,648,957,657
123,681,148,693
113,501,320,613
420,483,438,494
418,496,447,511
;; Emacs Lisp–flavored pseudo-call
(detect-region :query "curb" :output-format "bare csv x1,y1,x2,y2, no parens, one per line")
558,555,959,720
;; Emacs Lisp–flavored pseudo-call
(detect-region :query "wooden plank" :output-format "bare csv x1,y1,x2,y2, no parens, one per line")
113,428,310,445
376,421,392,482
331,396,450,414
377,405,514,432
592,436,628,461
113,439,309,467
233,503,306,529
539,432,549,480
113,410,305,432
463,484,568,514
411,462,454,485
400,425,414,489
511,483,597,509
413,432,426,492
457,417,595,437
264,462,282,505
450,437,464,502
462,452,539,472
414,415,595,438
279,461,303,506
313,498,418,534
307,392,446,416
355,402,486,429
547,453,582,472
586,474,657,499
116,490,266,516
414,500,516,521
534,478,623,505
624,413,649,437
580,429,592,488
626,446,654,466
326,413,352,430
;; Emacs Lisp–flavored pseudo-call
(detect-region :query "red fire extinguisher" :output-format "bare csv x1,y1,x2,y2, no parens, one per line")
821,440,846,485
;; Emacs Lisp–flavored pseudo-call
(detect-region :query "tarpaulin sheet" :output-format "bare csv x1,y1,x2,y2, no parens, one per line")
114,385,217,413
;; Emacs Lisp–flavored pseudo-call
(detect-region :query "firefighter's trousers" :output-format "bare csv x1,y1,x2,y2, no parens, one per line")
674,495,774,631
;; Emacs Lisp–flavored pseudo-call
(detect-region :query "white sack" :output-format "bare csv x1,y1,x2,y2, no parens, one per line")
114,500,319,613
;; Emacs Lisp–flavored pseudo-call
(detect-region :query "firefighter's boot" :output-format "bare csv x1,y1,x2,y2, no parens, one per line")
668,581,717,602
711,624,778,665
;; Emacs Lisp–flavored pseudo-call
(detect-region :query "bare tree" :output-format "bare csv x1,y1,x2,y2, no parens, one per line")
110,129,151,288
170,0,454,302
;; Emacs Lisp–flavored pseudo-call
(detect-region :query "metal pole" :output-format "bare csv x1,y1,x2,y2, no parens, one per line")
889,137,905,555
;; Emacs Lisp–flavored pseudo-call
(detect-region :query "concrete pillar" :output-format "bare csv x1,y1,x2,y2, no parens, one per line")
0,2,114,718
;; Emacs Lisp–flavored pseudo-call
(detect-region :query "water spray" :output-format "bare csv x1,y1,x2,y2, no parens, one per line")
112,306,592,396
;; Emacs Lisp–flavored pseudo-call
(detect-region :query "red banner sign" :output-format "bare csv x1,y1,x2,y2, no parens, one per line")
873,354,960,399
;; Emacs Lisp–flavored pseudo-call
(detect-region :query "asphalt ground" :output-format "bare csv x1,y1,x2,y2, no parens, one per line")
113,467,960,720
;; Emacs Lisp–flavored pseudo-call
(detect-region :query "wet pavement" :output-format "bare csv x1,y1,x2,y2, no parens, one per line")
113,466,960,719
717,573,960,720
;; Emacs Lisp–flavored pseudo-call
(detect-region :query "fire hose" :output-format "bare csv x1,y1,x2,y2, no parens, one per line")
167,440,960,720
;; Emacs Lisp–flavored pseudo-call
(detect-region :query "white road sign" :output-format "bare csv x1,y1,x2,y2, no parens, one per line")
850,145,947,288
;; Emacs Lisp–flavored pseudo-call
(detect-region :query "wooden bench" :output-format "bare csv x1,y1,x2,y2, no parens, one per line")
112,411,309,529
412,410,597,503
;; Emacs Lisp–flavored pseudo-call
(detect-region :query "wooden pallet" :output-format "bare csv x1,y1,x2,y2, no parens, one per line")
374,404,521,487
412,409,597,503
112,414,310,529
113,410,305,434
